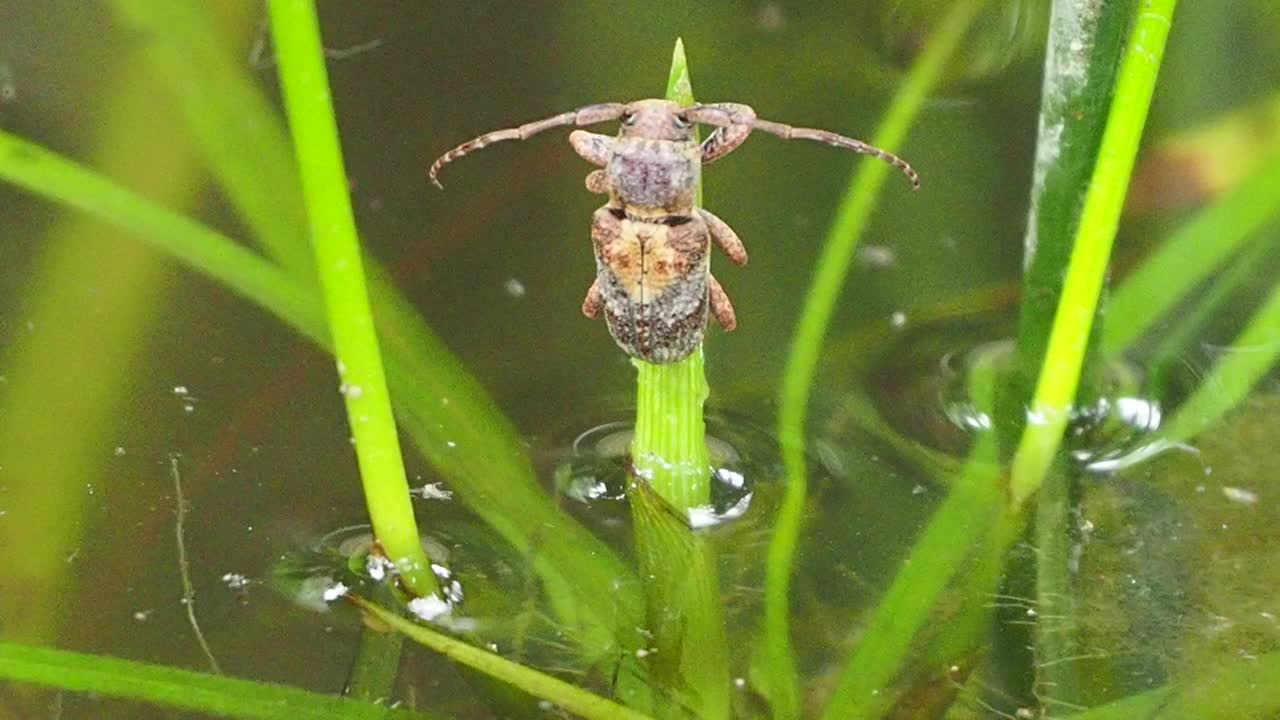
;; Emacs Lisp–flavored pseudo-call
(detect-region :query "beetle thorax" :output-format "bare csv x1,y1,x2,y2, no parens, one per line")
606,138,700,215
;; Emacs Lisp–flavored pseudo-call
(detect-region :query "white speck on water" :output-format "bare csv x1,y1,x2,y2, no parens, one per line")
114,446,126,456
173,385,189,396
365,554,395,581
133,609,153,622
221,572,250,589
407,594,451,622
336,359,347,376
857,245,896,268
537,701,553,711
734,677,746,688
1222,486,1259,505
503,278,526,298
890,311,907,329
912,484,926,495
321,582,348,602
410,482,453,500
446,440,457,449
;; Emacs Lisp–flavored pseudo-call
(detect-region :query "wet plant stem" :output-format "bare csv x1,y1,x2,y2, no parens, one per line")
630,39,711,514
268,0,438,597
632,350,710,510
1009,0,1178,508
624,39,730,720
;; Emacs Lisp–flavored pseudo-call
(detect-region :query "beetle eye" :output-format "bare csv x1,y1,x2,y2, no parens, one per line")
621,111,636,125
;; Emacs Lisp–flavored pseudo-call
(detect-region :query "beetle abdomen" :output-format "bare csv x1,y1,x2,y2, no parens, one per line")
590,207,710,363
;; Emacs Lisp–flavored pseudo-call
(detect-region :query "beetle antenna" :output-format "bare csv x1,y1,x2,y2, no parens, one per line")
686,104,919,189
429,103,627,189
752,118,919,190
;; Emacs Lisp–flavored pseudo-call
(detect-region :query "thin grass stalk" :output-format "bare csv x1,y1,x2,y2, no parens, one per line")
267,0,437,597
0,642,442,720
762,2,988,715
1009,0,1178,508
351,598,652,720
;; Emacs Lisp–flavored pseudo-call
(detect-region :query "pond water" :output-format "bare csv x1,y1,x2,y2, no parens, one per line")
1,2,1278,719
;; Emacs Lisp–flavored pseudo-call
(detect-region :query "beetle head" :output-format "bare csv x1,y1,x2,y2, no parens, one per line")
618,99,694,142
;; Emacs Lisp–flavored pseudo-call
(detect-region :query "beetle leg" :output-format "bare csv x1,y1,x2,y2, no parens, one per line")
569,131,615,167
698,208,747,265
688,103,758,164
582,278,604,319
585,169,610,194
708,274,737,331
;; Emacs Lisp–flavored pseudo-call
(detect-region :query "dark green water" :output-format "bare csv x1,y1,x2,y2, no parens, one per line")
1,2,1279,718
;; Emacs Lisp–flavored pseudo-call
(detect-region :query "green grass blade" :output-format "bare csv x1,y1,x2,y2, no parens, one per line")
1009,0,1178,507
106,0,313,278
764,2,988,715
0,642,442,720
351,598,652,720
0,131,322,336
1066,650,1280,720
268,0,437,596
1101,147,1280,356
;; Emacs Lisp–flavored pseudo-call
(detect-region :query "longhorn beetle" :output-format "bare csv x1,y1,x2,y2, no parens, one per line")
430,100,917,364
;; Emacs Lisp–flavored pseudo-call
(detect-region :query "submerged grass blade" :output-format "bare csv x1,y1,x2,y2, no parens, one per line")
764,2,988,715
817,343,1006,720
1160,277,1280,442
351,598,652,720
1101,146,1280,357
1009,0,1178,507
0,642,440,720
0,47,228,647
268,0,437,596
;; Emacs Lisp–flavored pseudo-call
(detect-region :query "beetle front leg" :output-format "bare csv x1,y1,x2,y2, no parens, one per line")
691,103,758,164
582,278,604,319
708,274,737,331
585,169,610,194
569,131,615,166
698,208,747,265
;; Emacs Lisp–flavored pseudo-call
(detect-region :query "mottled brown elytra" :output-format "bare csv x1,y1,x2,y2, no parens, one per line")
430,100,917,363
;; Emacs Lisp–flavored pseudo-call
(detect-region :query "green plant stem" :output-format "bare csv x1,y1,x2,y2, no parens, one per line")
351,598,651,720
1009,0,1178,508
268,0,437,597
624,39,730,720
632,350,711,510
763,2,987,716
0,642,440,720
630,38,711,513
